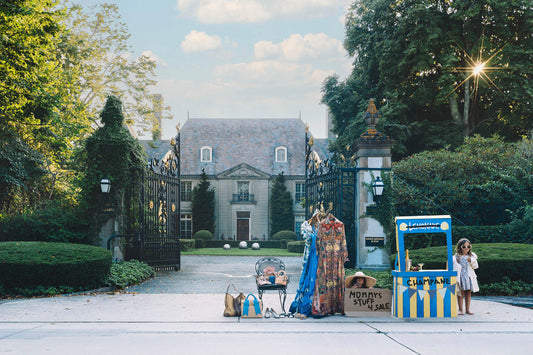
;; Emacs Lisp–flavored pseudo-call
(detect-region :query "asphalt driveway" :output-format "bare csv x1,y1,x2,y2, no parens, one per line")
125,255,302,295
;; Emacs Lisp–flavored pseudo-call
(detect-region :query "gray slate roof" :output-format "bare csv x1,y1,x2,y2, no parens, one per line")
139,118,333,177
138,139,174,164
181,118,306,176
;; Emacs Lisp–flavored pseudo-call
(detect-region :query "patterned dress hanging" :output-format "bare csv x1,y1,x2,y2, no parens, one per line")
312,214,348,316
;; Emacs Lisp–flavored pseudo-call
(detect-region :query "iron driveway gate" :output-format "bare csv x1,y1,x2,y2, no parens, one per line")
305,157,358,268
126,140,181,271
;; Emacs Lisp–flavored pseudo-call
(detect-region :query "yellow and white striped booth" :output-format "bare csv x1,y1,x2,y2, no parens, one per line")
392,216,458,318
392,271,457,318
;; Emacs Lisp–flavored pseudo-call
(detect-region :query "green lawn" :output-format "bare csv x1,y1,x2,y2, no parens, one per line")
182,248,301,257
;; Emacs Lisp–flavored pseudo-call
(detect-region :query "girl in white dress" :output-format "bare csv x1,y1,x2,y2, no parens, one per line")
453,238,479,315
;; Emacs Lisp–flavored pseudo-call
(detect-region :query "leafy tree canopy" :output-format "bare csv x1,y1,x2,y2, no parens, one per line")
323,0,533,159
391,136,533,226
0,1,168,213
61,3,172,137
0,0,73,212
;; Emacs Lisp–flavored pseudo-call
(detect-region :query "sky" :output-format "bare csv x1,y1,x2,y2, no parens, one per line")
77,0,354,139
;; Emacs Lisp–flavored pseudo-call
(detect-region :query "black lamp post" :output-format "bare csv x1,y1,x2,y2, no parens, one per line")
372,176,384,202
100,177,111,194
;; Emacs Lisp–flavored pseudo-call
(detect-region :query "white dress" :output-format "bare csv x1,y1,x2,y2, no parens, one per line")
452,252,479,293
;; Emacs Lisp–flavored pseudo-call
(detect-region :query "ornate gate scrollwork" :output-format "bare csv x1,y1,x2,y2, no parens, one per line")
305,130,357,268
127,128,181,270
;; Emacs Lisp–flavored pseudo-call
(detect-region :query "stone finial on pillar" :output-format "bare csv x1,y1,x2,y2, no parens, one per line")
356,99,393,158
364,98,381,128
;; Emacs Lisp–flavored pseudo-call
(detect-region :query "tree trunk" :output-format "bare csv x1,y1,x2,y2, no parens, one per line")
463,78,470,136
449,79,471,137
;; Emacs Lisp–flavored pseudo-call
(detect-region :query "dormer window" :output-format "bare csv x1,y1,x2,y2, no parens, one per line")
275,146,287,162
201,146,212,162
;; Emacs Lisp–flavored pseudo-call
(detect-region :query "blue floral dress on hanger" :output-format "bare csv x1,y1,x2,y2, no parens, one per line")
289,221,318,316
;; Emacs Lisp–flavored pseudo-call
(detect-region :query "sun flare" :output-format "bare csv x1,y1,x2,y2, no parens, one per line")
472,62,485,76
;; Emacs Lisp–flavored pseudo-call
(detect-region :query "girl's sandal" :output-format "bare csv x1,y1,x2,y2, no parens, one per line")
458,311,464,315
466,311,474,315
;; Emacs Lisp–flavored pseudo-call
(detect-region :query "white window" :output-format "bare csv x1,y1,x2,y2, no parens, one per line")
294,215,305,235
201,146,212,162
238,181,250,195
295,182,305,205
180,214,192,239
275,146,287,162
181,181,192,201
236,181,250,201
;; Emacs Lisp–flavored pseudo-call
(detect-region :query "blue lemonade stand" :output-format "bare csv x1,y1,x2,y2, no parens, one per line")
392,215,458,318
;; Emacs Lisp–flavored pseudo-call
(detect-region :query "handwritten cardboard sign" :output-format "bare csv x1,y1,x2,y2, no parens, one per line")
344,288,392,317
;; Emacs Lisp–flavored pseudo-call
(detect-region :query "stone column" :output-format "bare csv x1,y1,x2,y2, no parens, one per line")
354,99,393,270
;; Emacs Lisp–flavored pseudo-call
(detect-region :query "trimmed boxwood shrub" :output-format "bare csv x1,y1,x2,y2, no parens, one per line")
0,203,91,243
271,230,298,241
179,239,195,251
203,240,284,249
0,242,112,290
392,225,532,253
194,239,205,248
193,230,213,240
389,243,533,285
287,241,306,254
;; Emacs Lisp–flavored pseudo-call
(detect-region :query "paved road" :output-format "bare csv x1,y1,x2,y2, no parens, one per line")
1,255,532,354
125,255,302,295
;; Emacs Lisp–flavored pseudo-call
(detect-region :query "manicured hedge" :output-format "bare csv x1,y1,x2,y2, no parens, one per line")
0,205,91,243
453,225,531,244
202,240,284,249
397,225,532,252
287,241,306,254
179,239,195,251
271,230,298,241
389,243,533,285
0,242,112,290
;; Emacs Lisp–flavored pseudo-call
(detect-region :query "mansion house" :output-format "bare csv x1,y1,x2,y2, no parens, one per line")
141,118,330,241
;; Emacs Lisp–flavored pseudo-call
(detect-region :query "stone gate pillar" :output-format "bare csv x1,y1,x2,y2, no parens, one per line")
354,99,394,270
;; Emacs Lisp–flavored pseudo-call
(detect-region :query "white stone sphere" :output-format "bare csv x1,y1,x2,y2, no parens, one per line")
238,241,248,249
223,244,231,250
252,243,260,250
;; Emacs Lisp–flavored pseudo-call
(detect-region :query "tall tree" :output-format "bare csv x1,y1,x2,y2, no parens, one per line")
269,172,294,235
0,1,171,213
0,0,77,212
323,0,533,159
191,169,215,234
61,3,172,136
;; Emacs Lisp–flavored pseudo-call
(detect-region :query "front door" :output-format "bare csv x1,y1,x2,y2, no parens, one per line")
236,211,250,241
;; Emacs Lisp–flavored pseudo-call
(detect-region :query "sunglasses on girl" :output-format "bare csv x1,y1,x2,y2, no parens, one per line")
461,245,471,249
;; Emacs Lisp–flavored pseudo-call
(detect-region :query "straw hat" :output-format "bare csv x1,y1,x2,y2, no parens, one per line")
345,271,377,288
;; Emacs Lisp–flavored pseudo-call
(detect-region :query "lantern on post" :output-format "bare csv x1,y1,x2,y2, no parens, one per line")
100,177,112,194
372,176,384,203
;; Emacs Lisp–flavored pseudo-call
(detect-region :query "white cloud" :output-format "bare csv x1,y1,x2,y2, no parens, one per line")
176,0,351,24
141,50,168,67
181,30,223,53
214,60,314,86
255,33,345,62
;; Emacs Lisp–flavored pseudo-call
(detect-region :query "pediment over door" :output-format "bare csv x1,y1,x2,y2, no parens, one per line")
217,163,271,179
